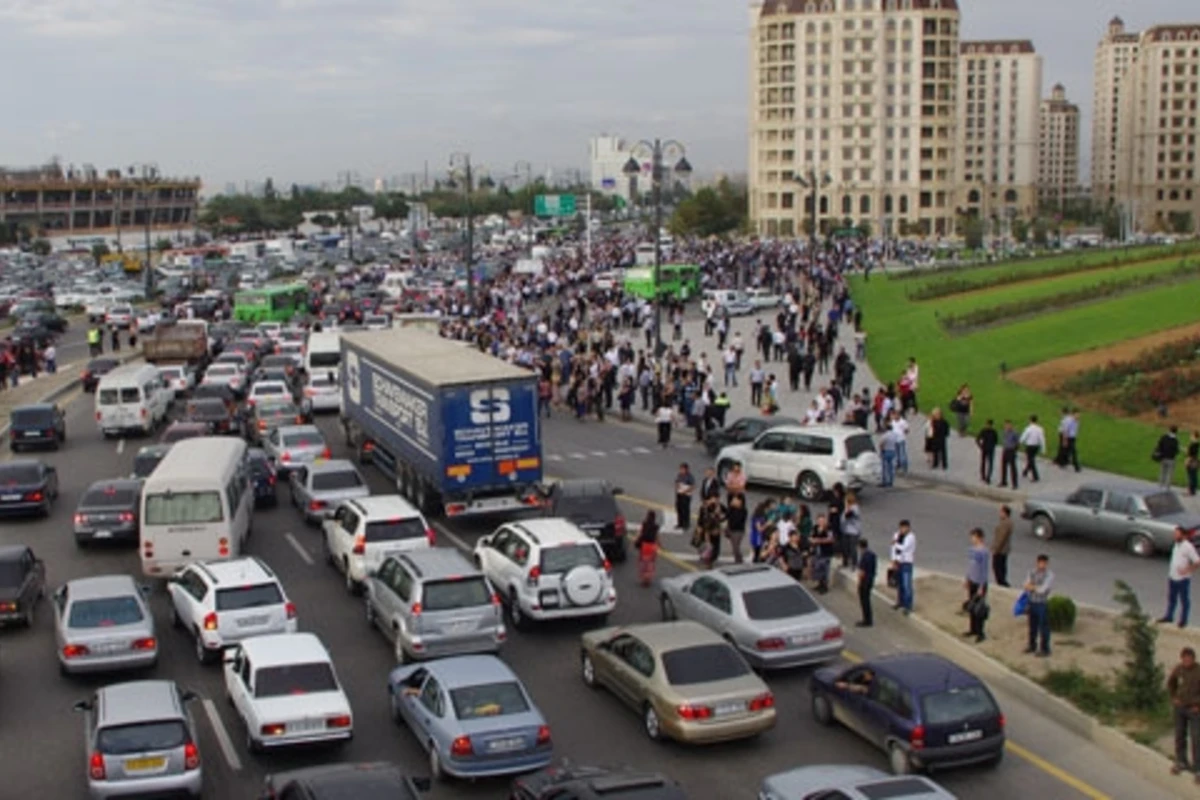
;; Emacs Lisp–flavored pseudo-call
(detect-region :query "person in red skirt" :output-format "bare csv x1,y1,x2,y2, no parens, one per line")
635,511,660,587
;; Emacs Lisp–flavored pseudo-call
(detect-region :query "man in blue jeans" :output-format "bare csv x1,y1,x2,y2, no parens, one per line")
1161,525,1200,628
1024,554,1054,657
890,520,916,615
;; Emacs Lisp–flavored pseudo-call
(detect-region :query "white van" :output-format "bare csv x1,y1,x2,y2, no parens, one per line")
305,331,342,375
140,437,252,577
380,272,417,300
95,364,171,437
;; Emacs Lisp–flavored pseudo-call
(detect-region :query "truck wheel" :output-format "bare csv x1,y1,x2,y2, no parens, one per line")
424,487,443,517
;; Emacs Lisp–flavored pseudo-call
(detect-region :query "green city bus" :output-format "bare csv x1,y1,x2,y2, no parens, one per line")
622,263,702,302
233,283,308,324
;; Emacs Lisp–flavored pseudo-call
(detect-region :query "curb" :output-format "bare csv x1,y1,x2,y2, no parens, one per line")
829,567,1179,797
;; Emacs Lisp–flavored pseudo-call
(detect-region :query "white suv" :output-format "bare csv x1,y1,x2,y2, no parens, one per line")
716,424,882,502
322,496,434,595
167,557,298,665
473,519,616,630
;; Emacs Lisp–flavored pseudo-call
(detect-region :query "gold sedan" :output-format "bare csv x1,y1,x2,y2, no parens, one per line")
580,620,777,744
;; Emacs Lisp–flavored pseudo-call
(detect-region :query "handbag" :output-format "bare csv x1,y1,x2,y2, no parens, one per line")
886,566,899,588
1013,591,1030,616
967,594,990,621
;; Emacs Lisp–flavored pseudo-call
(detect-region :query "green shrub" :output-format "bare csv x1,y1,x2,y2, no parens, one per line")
1047,594,1077,633
1041,667,1118,722
1114,580,1168,715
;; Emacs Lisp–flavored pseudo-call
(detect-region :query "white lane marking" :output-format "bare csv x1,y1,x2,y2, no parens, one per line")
590,451,607,458
201,698,243,772
431,521,472,555
284,533,315,565
116,438,125,454
545,454,564,462
616,448,630,456
569,453,586,460
632,446,651,454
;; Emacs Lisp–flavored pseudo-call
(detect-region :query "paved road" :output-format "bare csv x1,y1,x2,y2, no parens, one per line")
0,387,1173,799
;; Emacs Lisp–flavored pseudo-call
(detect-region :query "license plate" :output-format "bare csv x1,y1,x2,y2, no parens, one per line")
124,756,165,772
487,736,525,753
22,431,40,438
1,494,20,502
446,621,474,634
714,701,745,717
948,729,984,744
236,614,270,627
94,530,113,539
289,718,322,733
539,593,560,607
791,633,819,645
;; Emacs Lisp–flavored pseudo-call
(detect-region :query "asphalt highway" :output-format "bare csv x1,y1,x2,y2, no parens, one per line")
0,386,1174,800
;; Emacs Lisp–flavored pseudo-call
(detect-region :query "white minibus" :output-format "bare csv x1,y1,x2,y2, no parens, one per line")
95,363,171,437
305,331,342,375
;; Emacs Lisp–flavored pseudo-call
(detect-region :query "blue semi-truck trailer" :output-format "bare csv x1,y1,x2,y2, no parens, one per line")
339,330,543,517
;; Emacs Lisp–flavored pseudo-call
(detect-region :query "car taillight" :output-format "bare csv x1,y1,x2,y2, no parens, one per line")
602,559,613,573
131,637,156,651
89,752,106,781
119,512,134,523
140,408,147,418
326,715,352,729
823,626,843,641
450,736,473,756
749,693,775,711
74,513,86,525
998,713,1006,731
321,446,332,458
491,593,502,606
295,416,304,423
756,637,786,650
410,602,422,616
63,644,90,658
425,527,436,545
352,535,365,555
910,724,926,750
218,537,230,557
285,601,296,619
281,451,291,462
614,515,626,537
536,725,551,745
258,420,267,431
526,565,541,587
202,612,218,631
677,704,713,720
362,441,375,452
309,500,326,511
96,412,102,421
261,723,286,737
183,741,200,771
24,491,43,502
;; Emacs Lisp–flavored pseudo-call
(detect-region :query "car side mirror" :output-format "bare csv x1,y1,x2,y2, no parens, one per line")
138,584,152,596
46,466,56,474
73,700,92,713
612,487,625,496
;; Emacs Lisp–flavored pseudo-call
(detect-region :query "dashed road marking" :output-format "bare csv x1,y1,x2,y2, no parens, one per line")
284,533,314,565
569,453,586,460
545,454,564,462
616,448,630,456
116,438,125,454
201,698,243,772
431,521,472,555
632,446,652,454
590,451,607,458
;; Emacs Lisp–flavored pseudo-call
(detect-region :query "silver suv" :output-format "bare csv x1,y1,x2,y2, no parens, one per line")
716,424,881,502
73,679,202,799
365,548,505,663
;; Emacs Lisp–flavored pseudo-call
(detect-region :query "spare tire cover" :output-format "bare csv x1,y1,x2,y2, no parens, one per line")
563,565,604,606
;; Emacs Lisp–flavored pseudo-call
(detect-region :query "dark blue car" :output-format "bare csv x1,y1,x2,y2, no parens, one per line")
245,448,278,507
810,653,1005,775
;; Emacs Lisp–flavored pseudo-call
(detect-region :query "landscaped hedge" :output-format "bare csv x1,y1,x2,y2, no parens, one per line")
1060,335,1200,393
909,256,1145,301
1113,367,1200,414
940,260,1200,332
890,241,1200,283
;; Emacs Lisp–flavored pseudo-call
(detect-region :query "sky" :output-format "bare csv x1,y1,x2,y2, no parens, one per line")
0,0,1195,192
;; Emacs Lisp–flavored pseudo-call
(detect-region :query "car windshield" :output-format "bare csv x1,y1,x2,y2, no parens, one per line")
312,470,362,491
0,464,40,484
96,720,188,755
253,385,286,396
254,662,338,698
68,596,144,628
81,486,137,507
159,368,182,379
556,495,616,519
283,432,322,448
920,686,999,725
162,425,206,443
310,376,336,389
259,403,297,419
742,585,820,620
1145,492,1185,517
207,366,238,377
133,453,166,478
11,408,52,426
144,491,224,525
845,434,877,459
423,577,492,611
309,351,340,367
215,583,283,611
450,681,529,720
363,518,424,543
539,544,604,574
187,401,226,418
661,643,750,686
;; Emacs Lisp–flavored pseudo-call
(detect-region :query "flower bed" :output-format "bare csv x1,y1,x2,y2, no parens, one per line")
1060,335,1200,394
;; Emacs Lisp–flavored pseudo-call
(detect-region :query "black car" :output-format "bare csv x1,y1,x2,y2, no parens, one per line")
190,382,238,411
8,403,66,451
0,545,46,627
11,319,55,349
81,357,121,393
260,762,429,800
159,421,210,444
245,448,278,507
20,309,68,332
705,415,801,456
184,397,243,436
512,764,689,800
0,459,58,517
131,444,173,479
73,479,141,546
539,479,627,561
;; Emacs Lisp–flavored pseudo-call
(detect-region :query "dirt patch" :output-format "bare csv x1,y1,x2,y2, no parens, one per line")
915,574,1198,757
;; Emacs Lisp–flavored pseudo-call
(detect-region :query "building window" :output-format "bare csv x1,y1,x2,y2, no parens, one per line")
842,196,853,214
860,195,871,214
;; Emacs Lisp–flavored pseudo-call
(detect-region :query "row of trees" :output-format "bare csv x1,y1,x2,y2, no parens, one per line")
667,179,749,238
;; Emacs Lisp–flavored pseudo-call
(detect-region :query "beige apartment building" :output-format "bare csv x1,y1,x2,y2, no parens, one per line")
749,0,961,239
1092,17,1141,205
1114,23,1200,233
956,40,1042,229
1037,84,1081,209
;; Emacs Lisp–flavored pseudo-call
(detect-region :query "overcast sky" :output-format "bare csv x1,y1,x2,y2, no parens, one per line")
0,0,1194,191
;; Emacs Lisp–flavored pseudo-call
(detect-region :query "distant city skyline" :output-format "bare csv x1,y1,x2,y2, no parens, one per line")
0,0,1194,189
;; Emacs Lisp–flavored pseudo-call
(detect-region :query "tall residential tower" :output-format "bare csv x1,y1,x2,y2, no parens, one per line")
1037,84,1081,209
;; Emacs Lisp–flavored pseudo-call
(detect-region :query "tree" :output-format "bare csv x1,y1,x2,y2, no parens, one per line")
1169,211,1195,235
31,239,51,256
963,217,986,250
311,213,335,231
155,238,173,251
1032,218,1050,247
857,220,872,239
1113,580,1167,714
263,177,277,201
1102,211,1122,241
91,242,110,266
668,181,745,238
1012,217,1030,244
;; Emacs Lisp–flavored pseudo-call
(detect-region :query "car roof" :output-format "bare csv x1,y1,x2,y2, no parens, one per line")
865,653,980,689
554,478,614,496
242,633,331,667
165,421,208,431
347,494,421,518
277,424,322,437
762,424,869,438
0,544,28,562
308,459,357,474
506,518,594,544
715,563,798,589
195,557,275,585
11,403,54,413
396,547,475,580
429,655,518,688
762,765,956,798
82,478,142,493
97,680,182,727
65,574,140,600
617,620,723,649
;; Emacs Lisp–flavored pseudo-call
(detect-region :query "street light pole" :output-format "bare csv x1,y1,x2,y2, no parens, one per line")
450,153,475,311
795,168,831,249
514,160,533,254
143,185,153,296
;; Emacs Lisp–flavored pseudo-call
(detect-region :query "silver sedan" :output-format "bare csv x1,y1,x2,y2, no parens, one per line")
658,564,844,670
261,424,329,475
289,459,370,525
54,575,157,675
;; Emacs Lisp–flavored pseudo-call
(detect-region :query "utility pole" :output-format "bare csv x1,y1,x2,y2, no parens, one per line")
585,191,593,269
451,153,475,311
143,184,154,296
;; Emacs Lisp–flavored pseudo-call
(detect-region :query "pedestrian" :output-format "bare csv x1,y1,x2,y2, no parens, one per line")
1019,414,1045,482
928,408,950,470
1023,554,1054,657
1055,407,1081,471
951,383,973,435
1156,425,1182,488
976,418,998,484
964,528,990,643
891,411,910,474
1188,431,1200,497
111,326,121,352
810,514,835,593
749,360,765,408
1160,525,1200,628
878,424,897,487
87,326,101,356
991,505,1013,587
635,510,660,587
749,499,773,563
781,527,807,582
999,419,1020,489
890,520,916,614
673,463,694,532
723,461,746,503
726,493,748,563
760,528,784,568
1168,647,1200,783
696,496,725,569
655,403,674,448
856,538,877,628
618,378,634,421
841,492,862,569
43,343,56,374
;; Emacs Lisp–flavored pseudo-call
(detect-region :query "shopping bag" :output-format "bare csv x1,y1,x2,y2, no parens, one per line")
1013,591,1030,616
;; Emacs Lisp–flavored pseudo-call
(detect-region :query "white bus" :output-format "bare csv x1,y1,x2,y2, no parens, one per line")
139,438,252,578
305,331,342,376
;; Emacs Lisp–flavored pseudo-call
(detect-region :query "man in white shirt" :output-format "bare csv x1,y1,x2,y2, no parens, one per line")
890,411,910,473
1019,414,1047,482
891,520,916,614
1161,526,1200,628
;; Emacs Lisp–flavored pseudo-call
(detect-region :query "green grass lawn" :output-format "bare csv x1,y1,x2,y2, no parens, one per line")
935,254,1199,317
851,274,1200,482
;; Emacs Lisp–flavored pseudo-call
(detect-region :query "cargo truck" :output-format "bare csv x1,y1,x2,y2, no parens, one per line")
340,330,542,518
142,320,209,366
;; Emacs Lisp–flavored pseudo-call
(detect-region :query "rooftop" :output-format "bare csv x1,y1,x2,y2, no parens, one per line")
760,0,958,14
960,40,1035,55
0,162,200,187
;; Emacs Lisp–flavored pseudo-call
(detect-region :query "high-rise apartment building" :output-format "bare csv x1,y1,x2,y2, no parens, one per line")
1092,17,1141,204
1037,84,1081,209
1115,24,1200,233
956,40,1042,226
749,0,960,239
